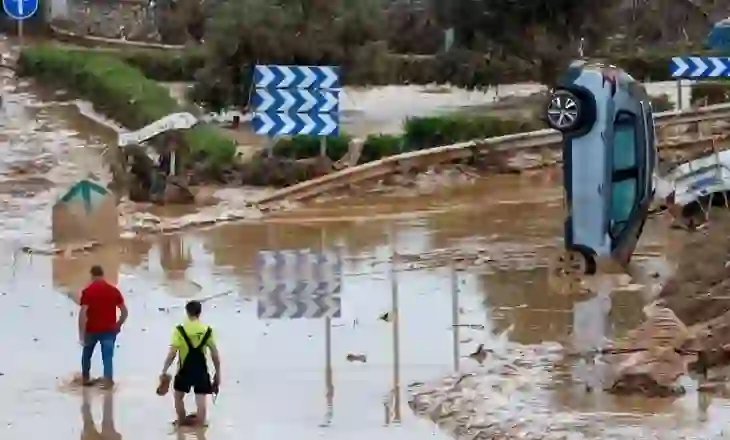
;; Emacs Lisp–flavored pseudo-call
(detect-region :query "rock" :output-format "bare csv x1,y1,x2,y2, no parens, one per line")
604,306,691,396
608,349,687,397
346,353,367,363
161,178,195,204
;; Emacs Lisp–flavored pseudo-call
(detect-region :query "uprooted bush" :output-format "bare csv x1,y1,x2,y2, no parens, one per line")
238,156,334,187
17,45,235,170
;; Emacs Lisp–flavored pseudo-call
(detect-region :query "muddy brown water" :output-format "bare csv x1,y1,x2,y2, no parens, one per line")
0,42,727,439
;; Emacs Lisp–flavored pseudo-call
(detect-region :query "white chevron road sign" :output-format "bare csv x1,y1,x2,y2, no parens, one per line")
252,64,341,137
252,89,339,113
253,65,340,89
252,112,339,136
690,57,707,77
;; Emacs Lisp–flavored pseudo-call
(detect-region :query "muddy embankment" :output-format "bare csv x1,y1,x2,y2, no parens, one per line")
407,209,730,439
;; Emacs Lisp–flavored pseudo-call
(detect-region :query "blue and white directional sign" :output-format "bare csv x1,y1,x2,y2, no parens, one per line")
671,56,730,78
252,65,340,136
254,65,340,89
3,0,38,20
252,113,338,136
251,89,339,113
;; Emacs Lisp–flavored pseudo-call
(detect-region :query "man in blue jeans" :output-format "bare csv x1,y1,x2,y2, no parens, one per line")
78,265,128,388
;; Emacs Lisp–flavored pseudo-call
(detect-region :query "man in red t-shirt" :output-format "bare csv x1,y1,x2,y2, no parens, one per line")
79,265,128,388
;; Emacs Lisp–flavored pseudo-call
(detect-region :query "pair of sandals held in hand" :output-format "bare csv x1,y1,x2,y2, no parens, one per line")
156,374,220,396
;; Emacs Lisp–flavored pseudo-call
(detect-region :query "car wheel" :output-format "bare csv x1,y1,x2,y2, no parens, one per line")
546,90,582,132
558,250,587,273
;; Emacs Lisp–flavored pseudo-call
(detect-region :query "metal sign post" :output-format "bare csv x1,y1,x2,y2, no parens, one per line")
251,65,341,153
450,258,460,371
320,137,327,158
3,0,38,44
388,223,401,423
321,227,334,427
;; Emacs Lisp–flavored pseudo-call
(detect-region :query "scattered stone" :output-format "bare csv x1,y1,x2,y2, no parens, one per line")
604,306,690,396
346,353,367,363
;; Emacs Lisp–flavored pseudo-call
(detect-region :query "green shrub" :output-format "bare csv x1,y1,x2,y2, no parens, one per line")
269,113,539,164
17,45,234,167
403,114,542,150
272,135,352,161
361,134,403,162
691,82,730,106
46,47,207,82
105,48,206,81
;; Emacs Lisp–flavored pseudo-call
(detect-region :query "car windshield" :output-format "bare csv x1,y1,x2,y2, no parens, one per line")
610,118,638,235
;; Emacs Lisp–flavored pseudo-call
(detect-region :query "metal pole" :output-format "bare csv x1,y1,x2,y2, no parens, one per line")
389,223,401,422
267,136,274,157
676,79,683,110
320,137,327,158
17,20,23,46
322,227,334,426
450,258,460,371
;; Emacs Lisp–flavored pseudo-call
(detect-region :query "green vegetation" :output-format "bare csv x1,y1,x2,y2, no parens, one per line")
269,113,544,163
16,45,234,167
691,82,730,106
72,46,701,114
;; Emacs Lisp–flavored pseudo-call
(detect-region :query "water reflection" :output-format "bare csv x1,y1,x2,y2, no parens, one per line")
159,235,192,279
53,246,121,299
80,389,122,440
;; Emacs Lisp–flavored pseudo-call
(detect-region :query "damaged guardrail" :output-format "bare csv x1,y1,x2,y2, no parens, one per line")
256,121,730,205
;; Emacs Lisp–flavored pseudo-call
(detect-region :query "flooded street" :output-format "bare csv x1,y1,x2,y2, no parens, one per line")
0,167,708,440
0,40,729,439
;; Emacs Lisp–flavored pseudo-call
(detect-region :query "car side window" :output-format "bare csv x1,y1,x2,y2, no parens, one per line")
610,114,639,235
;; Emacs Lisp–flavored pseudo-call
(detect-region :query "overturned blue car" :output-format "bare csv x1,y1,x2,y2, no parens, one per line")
546,61,658,274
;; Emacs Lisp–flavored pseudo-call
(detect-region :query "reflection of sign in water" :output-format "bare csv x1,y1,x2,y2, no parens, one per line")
118,112,198,147
59,179,109,214
257,249,342,319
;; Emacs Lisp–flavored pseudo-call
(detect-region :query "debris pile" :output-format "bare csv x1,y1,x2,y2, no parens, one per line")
604,211,730,396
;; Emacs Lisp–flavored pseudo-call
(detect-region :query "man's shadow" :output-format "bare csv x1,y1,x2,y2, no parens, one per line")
81,388,122,440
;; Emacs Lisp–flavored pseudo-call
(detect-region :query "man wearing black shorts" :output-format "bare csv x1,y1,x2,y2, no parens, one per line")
160,300,221,426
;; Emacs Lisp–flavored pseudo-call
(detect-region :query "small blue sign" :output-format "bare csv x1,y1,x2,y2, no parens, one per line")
671,56,730,78
3,0,38,20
